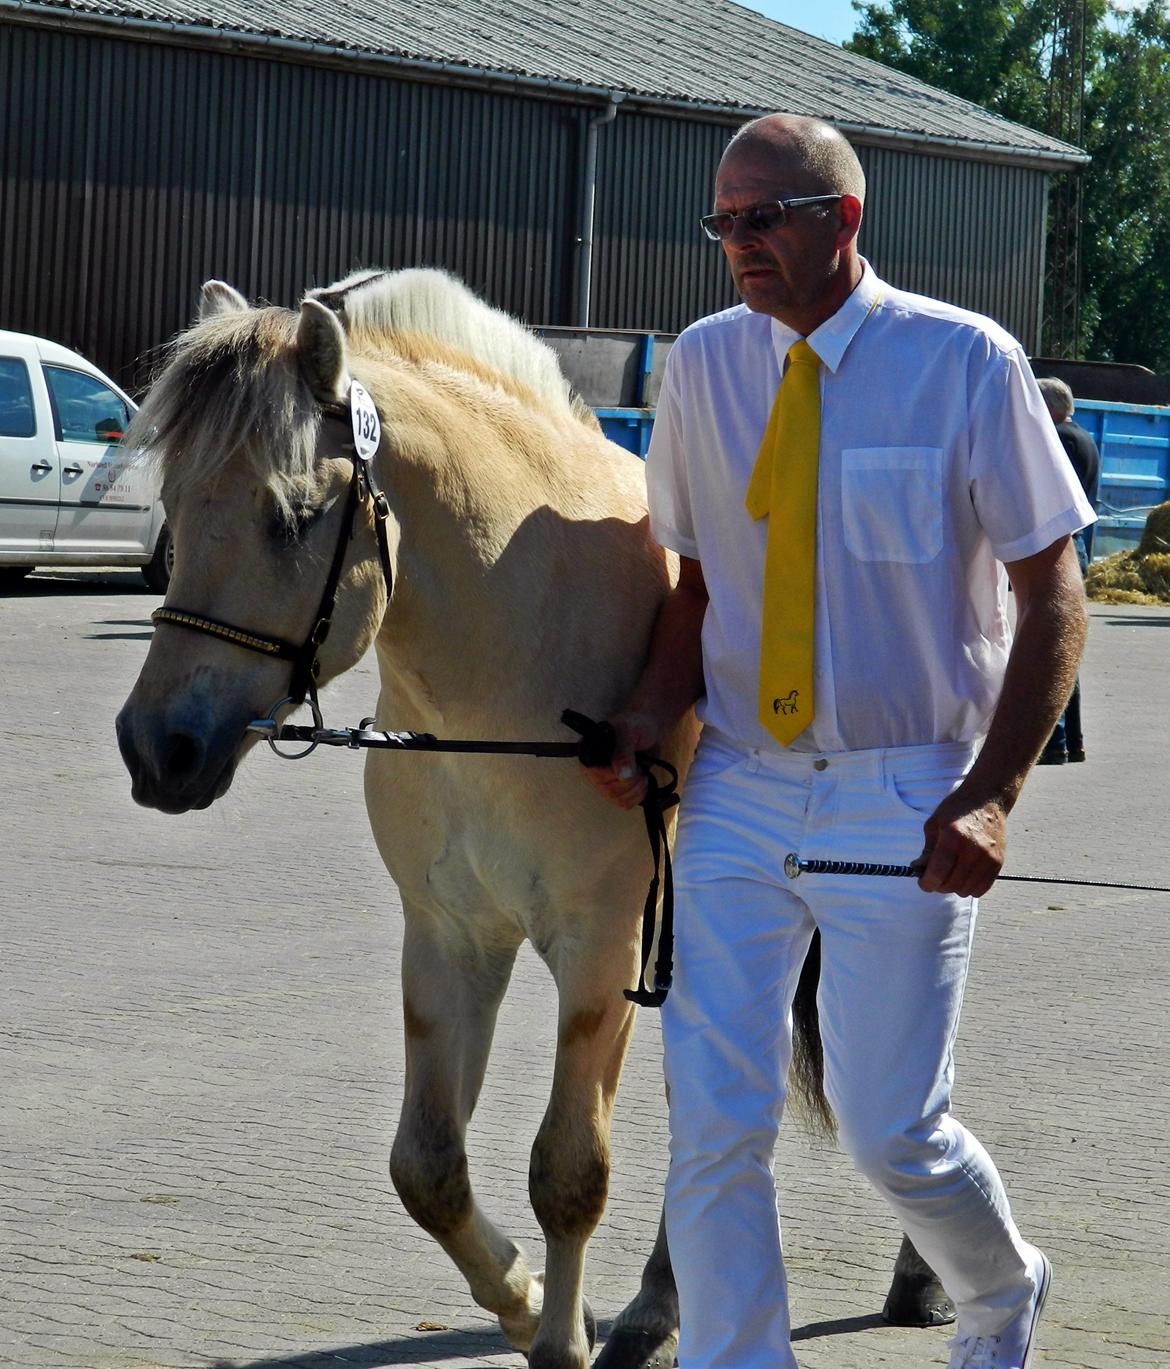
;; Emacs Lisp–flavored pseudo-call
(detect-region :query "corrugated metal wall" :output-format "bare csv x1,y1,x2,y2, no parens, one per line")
0,23,583,386
856,144,1048,346
1,20,1049,387
591,111,1049,346
591,112,735,330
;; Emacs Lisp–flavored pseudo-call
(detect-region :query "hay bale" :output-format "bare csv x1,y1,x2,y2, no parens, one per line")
1086,502,1170,604
1136,500,1170,556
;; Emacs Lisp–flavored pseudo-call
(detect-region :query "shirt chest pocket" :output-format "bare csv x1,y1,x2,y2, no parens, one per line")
841,446,944,563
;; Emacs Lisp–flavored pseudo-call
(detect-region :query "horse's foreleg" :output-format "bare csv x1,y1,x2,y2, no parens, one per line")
387,916,544,1347
527,959,638,1369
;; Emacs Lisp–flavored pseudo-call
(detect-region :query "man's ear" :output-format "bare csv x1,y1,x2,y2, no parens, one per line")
836,195,864,250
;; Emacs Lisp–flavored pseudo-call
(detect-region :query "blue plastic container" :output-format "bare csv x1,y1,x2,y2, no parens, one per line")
1072,399,1170,560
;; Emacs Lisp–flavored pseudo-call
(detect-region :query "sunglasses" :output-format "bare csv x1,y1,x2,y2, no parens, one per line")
700,195,844,241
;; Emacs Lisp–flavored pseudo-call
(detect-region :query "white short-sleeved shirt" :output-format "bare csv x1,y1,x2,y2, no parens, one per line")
646,262,1096,754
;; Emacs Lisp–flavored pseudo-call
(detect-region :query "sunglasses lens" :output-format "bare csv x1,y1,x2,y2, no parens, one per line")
702,214,733,240
743,204,786,232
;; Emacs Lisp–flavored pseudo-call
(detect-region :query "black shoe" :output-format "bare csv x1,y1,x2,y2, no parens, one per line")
1068,747,1085,763
1037,746,1067,765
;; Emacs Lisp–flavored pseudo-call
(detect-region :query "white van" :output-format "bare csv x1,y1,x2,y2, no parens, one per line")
0,330,170,590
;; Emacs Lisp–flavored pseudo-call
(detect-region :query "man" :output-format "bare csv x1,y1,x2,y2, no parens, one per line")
588,114,1093,1369
1036,376,1100,764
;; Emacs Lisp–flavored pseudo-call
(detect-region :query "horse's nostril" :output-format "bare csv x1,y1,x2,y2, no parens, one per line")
162,731,206,784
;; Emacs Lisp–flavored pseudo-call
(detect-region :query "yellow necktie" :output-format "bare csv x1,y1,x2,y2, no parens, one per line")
744,339,821,745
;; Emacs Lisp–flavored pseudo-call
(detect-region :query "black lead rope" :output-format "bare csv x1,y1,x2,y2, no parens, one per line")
249,707,680,1006
563,710,680,1008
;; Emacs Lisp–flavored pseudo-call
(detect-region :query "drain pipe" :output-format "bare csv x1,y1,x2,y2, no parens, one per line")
576,94,622,327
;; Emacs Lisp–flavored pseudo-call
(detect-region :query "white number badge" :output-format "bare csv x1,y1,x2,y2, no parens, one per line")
349,380,381,461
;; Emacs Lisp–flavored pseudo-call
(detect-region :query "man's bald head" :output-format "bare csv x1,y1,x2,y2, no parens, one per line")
723,114,866,206
712,113,866,331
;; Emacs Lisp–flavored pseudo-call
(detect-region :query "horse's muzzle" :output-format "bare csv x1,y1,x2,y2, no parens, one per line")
115,704,242,814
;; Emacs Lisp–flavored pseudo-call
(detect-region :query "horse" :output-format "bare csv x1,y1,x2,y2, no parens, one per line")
115,267,949,1369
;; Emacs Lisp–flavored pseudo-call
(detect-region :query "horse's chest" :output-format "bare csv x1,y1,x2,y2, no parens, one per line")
423,831,549,929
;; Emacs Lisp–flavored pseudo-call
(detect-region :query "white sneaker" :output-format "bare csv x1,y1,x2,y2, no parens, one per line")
945,1246,1052,1368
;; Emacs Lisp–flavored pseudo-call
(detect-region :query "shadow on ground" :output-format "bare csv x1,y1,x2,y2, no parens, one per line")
215,1311,893,1368
0,569,156,597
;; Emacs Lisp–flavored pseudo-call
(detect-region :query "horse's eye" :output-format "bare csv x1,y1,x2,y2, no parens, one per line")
269,503,323,546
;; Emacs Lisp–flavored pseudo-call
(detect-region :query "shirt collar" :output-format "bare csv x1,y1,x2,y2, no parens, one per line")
769,259,883,375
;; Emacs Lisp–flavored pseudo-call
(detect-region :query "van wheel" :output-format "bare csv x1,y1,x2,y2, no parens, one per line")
143,524,173,592
0,566,33,589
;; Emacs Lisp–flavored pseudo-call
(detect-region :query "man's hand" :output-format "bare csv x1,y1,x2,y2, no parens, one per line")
583,711,662,810
915,788,1008,898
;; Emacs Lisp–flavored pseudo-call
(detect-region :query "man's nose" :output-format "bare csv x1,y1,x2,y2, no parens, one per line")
727,215,763,244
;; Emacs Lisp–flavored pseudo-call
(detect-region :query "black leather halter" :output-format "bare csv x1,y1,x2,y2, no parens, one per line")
151,391,393,714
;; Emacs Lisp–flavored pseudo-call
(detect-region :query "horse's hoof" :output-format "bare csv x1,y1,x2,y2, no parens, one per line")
593,1326,679,1369
525,1300,597,1369
882,1273,956,1327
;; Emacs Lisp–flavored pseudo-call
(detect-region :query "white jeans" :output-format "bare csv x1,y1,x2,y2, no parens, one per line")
662,730,1034,1369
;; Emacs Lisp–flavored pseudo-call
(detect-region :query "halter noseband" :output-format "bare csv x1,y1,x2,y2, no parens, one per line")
151,388,393,715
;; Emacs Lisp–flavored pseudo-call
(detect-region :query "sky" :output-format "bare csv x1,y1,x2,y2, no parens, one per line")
735,0,861,46
736,0,1149,44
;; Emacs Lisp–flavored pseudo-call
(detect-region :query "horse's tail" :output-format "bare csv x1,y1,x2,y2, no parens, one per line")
789,929,836,1137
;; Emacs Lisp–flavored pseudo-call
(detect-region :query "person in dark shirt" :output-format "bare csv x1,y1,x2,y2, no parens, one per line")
1037,377,1100,762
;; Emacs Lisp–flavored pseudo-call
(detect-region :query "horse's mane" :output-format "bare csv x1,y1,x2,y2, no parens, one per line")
128,268,592,518
307,269,581,418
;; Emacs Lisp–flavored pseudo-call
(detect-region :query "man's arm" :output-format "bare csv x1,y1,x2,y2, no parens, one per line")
586,555,708,809
916,534,1088,896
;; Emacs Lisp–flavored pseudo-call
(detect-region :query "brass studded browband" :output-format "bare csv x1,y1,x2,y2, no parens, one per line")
149,607,300,660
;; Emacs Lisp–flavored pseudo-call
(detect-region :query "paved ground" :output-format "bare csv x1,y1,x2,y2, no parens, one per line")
1,570,1168,1369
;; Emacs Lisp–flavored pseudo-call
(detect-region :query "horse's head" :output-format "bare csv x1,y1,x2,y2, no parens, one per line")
116,282,391,813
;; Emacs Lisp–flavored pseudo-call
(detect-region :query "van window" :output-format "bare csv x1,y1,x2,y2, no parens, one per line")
0,357,36,437
44,365,130,443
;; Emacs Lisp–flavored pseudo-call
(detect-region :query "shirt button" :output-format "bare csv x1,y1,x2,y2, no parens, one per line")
814,758,828,771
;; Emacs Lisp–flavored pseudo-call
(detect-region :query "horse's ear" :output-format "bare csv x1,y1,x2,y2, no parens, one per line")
297,298,349,403
199,280,250,320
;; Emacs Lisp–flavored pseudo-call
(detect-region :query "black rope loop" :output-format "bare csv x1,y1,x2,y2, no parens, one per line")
559,710,679,1007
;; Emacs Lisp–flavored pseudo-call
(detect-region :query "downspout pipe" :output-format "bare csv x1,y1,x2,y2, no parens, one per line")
576,94,622,327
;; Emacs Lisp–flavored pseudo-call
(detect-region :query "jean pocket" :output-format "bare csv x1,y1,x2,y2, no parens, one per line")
882,761,966,821
842,446,944,563
688,733,746,788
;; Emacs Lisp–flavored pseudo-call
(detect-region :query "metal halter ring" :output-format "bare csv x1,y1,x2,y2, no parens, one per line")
255,694,325,760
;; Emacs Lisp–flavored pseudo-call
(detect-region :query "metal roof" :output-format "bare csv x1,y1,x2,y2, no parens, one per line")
2,0,1088,166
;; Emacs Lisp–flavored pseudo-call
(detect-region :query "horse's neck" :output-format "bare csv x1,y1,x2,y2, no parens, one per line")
369,411,552,731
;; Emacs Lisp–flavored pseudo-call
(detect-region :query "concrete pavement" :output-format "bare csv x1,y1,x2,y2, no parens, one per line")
1,571,1167,1368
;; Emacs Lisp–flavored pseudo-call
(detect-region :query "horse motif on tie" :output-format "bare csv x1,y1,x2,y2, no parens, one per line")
773,689,801,716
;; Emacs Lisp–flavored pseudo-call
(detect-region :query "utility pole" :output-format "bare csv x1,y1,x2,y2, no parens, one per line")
1042,0,1087,358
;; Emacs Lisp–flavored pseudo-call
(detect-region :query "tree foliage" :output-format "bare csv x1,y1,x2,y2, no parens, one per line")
846,0,1170,371
1080,2,1170,367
